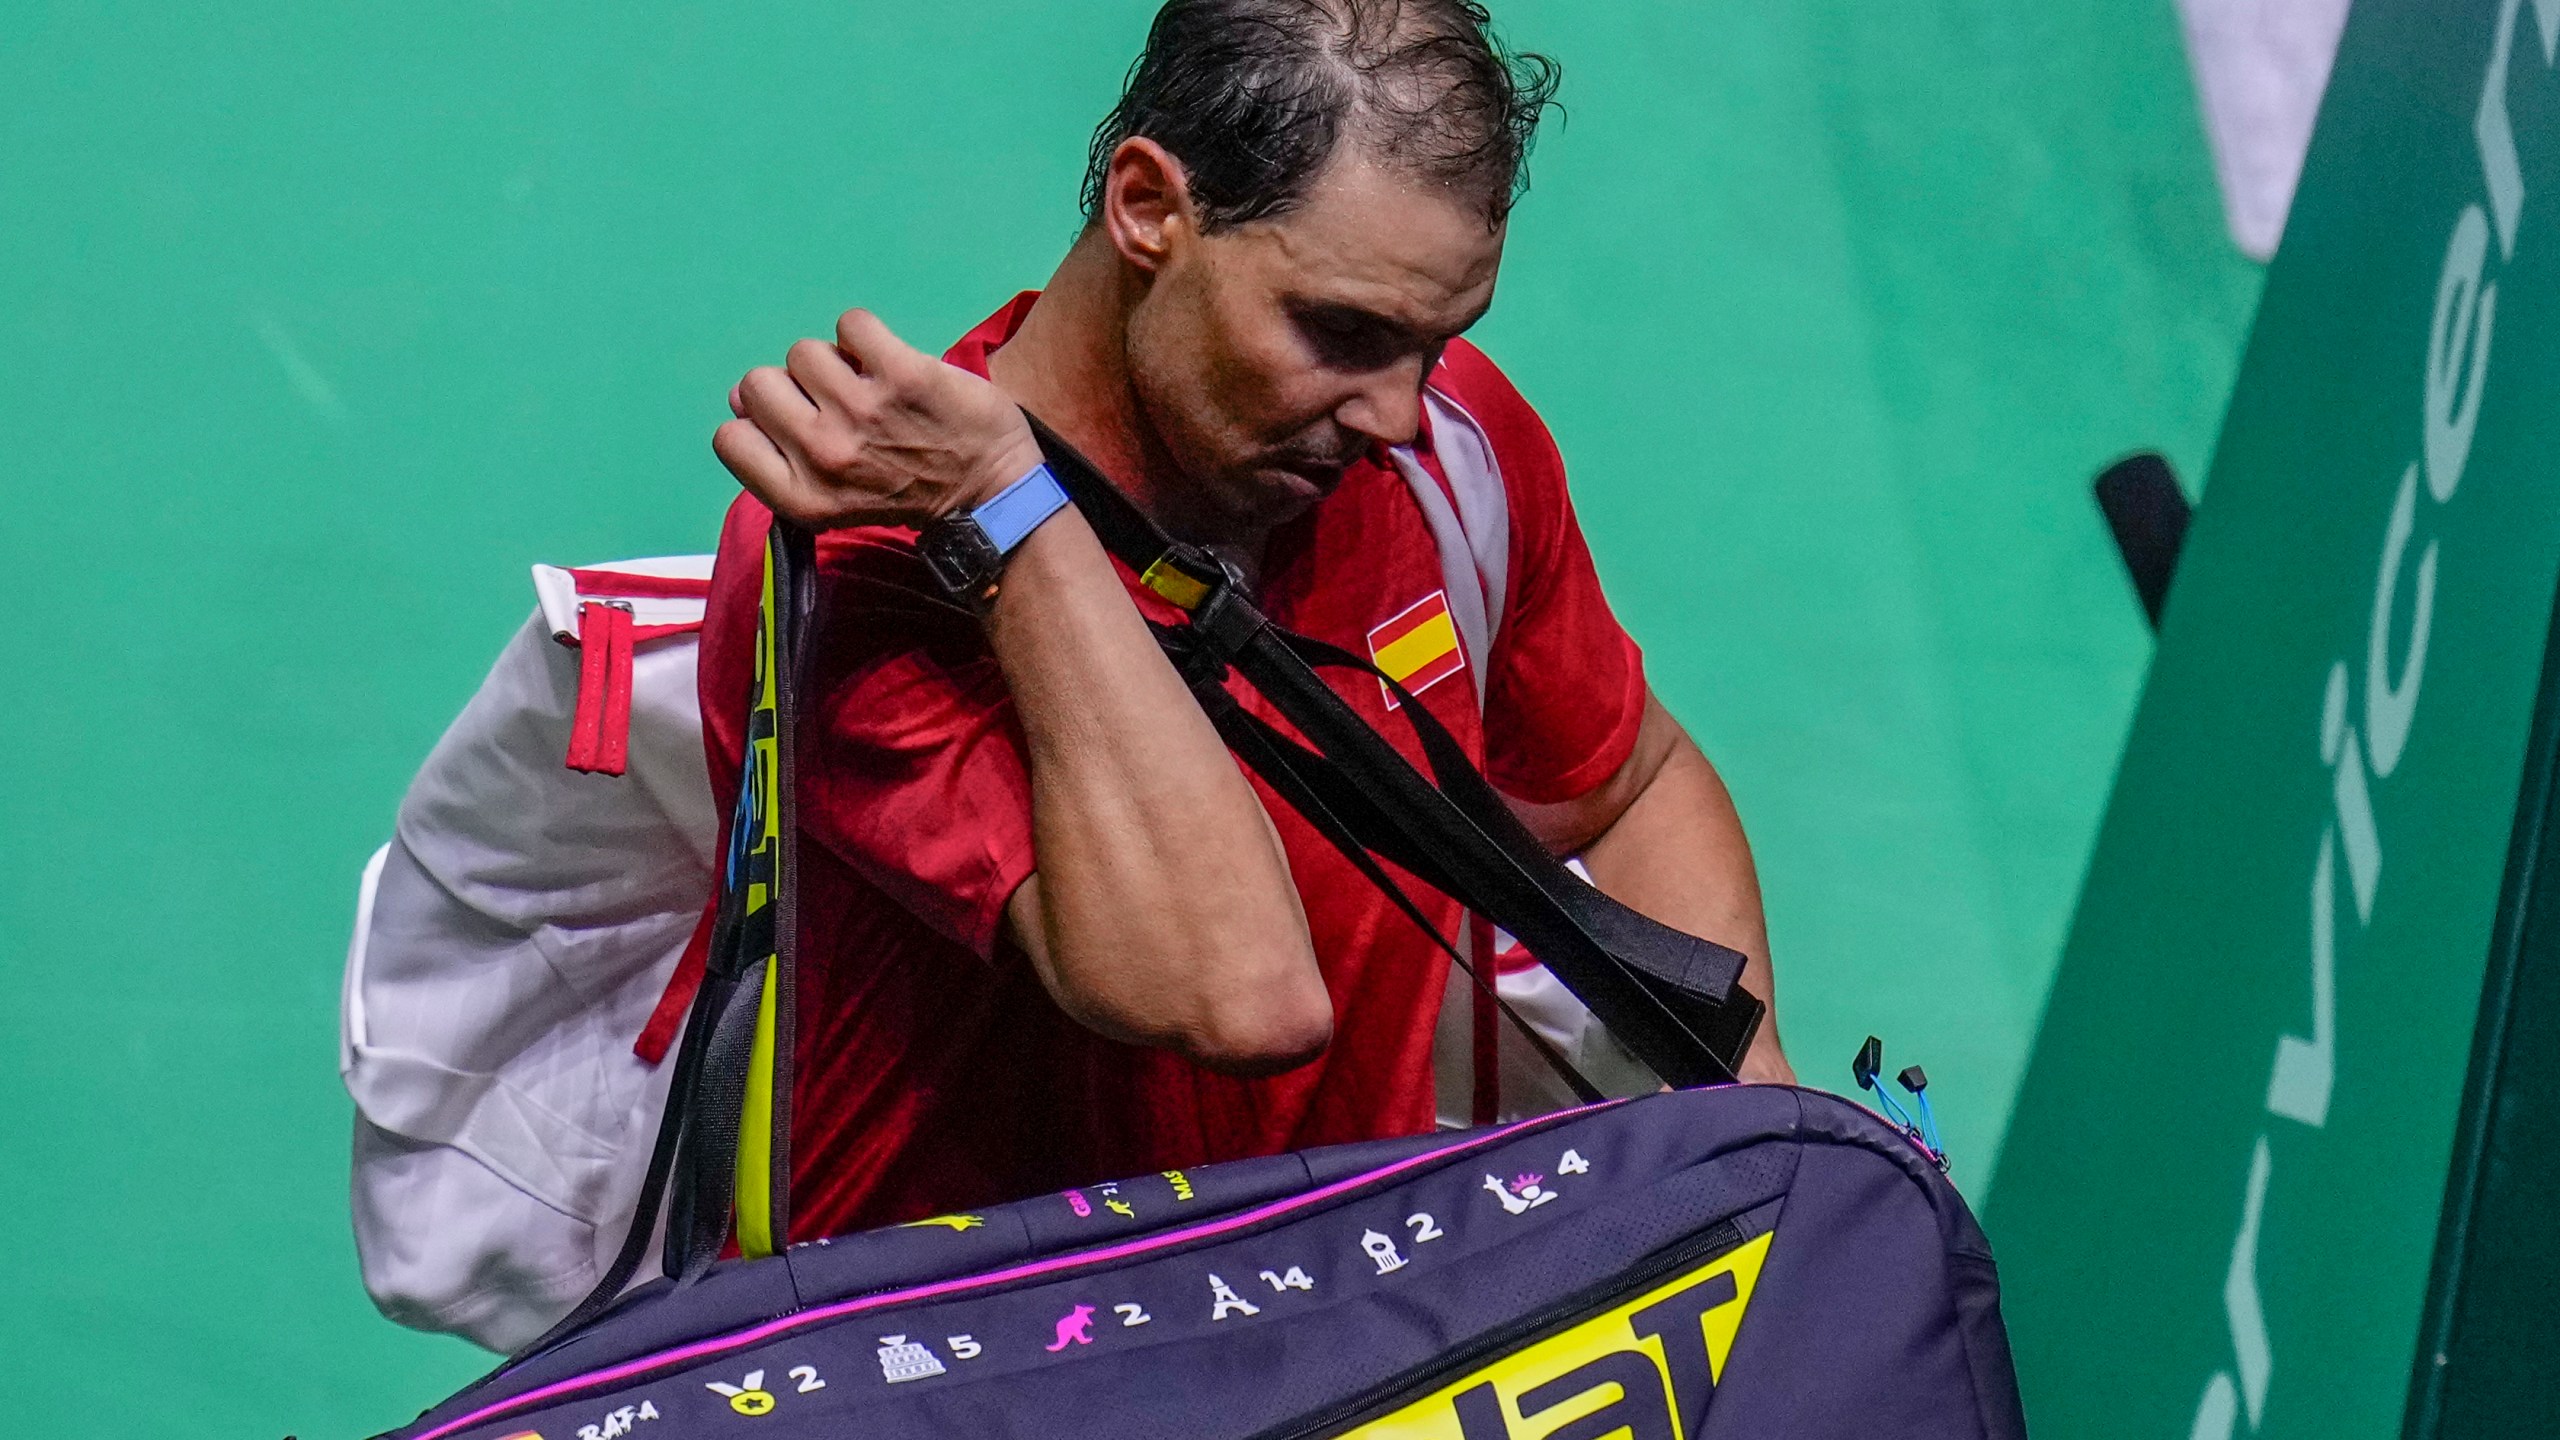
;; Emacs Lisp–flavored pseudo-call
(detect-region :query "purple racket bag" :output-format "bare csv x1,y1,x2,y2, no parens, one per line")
378,1084,2025,1440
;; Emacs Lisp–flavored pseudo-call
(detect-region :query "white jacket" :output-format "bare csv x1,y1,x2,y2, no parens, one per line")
341,558,714,1352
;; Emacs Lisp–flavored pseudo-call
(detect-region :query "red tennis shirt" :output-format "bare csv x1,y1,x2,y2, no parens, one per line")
699,293,1647,1241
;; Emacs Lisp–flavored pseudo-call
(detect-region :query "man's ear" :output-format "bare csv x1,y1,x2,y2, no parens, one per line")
1101,137,1196,276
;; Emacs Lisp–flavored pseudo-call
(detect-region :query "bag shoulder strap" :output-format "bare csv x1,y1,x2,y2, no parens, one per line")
1385,385,1509,689
1024,411,1763,1088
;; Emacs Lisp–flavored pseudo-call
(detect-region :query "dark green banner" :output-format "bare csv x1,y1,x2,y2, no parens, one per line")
1989,0,2560,1435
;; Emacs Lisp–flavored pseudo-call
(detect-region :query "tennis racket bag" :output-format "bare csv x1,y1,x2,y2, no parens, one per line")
380,1082,2025,1440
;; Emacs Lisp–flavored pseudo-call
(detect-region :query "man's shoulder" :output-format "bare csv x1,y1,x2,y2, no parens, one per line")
1427,338,1568,505
1431,338,1536,423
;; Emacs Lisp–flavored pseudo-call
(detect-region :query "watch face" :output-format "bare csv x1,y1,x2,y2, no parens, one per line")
920,518,1003,600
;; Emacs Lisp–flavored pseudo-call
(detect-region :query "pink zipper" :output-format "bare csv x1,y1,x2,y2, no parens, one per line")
412,1106,1608,1440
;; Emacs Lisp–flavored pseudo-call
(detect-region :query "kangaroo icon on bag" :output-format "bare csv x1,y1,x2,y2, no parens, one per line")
1045,1303,1098,1352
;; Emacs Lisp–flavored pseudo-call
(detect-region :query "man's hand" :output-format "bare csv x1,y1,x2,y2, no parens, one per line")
714,308,1044,529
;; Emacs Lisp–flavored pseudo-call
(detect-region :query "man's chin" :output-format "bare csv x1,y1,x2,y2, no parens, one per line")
1184,462,1346,542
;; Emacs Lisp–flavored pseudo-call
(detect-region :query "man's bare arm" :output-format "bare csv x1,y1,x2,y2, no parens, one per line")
1510,690,1791,1083
985,505,1329,1073
715,310,1329,1074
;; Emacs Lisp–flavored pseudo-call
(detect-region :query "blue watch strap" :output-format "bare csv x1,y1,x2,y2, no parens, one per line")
973,462,1072,556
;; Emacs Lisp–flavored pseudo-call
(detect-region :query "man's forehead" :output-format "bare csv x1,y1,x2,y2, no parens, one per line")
1238,153,1505,330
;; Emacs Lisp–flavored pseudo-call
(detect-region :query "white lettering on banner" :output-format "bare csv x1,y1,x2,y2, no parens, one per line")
2426,208,2498,502
2265,835,2338,1126
2222,1137,2275,1425
2322,664,2384,921
2474,0,2560,256
2190,8,2549,1434
2365,466,2439,777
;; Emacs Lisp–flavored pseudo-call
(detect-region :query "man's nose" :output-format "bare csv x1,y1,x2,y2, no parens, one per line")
1334,363,1426,450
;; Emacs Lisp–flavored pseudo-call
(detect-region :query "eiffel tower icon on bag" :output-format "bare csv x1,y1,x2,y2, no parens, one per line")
877,1334,948,1383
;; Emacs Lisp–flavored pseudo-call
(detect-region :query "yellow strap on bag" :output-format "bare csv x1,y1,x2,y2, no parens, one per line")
733,528,791,1260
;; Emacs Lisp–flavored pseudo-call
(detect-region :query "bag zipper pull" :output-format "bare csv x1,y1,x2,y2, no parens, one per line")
565,600,638,775
1852,1035,1949,1172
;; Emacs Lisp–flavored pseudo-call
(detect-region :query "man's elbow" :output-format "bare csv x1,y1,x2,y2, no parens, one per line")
1179,979,1335,1076
1106,955,1333,1077
1044,931,1333,1076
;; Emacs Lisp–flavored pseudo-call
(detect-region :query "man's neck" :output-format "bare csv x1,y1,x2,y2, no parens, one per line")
986,234,1266,571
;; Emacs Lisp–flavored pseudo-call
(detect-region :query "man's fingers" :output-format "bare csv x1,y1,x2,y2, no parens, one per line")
785,336,868,414
737,363,816,418
735,365,820,452
716,306,1006,529
834,307,923,379
712,417,795,504
714,420,842,528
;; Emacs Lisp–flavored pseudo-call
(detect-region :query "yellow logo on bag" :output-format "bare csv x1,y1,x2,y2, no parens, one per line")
900,1213,986,1233
1339,1231,1770,1439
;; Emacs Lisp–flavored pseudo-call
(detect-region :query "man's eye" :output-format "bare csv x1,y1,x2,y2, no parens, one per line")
1297,311,1399,371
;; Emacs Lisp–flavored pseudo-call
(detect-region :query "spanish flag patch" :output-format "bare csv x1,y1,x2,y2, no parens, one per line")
1368,590,1466,709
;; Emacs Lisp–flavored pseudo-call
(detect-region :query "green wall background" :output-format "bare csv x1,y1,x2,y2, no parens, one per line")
1990,0,2560,1432
0,3,2257,1432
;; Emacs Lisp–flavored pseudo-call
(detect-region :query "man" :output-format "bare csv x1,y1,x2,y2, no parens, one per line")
700,0,1789,1243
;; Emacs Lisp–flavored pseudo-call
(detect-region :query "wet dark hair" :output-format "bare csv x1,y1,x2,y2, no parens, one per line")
1080,0,1561,231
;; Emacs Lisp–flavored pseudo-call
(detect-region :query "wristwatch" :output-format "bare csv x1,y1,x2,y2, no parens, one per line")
918,462,1073,603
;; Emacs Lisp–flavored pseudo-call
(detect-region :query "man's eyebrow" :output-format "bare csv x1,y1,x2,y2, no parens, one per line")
1296,299,1410,333
1296,297,1486,345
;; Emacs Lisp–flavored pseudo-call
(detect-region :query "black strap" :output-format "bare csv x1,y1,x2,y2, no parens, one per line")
1265,627,1760,1081
1195,680,1603,1105
1028,411,1763,1088
662,960,766,1282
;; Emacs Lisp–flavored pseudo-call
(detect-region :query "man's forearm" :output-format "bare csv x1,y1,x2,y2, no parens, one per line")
982,506,1329,1073
1574,718,1790,1084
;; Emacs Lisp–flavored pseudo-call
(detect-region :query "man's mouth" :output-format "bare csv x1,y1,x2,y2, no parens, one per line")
1267,453,1357,497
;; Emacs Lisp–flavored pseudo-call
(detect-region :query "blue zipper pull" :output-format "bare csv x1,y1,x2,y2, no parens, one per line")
1897,1065,1947,1166
1849,1036,1949,1173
